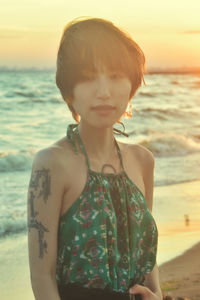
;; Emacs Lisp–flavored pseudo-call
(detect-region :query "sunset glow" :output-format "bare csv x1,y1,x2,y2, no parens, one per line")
0,0,200,69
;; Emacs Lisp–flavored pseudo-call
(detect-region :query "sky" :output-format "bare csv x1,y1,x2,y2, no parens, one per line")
0,0,200,70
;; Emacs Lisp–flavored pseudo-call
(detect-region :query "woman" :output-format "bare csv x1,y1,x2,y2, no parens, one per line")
27,17,162,300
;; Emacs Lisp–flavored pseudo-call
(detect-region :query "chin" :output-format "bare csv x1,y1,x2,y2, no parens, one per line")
81,118,116,130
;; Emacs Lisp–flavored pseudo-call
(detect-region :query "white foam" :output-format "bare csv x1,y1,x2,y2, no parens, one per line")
0,216,27,237
140,133,200,157
0,150,35,172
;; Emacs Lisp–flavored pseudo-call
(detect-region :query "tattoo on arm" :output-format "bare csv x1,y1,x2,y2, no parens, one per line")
28,218,49,259
28,167,51,259
29,191,38,218
29,167,51,203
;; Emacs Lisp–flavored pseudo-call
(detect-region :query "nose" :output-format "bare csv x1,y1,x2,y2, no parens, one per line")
95,74,111,100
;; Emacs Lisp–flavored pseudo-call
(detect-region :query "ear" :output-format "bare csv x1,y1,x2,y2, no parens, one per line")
123,101,132,119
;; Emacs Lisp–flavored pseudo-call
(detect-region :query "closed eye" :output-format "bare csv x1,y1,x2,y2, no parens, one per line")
79,70,125,82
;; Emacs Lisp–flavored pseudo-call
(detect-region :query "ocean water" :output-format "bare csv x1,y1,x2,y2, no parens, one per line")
0,70,200,246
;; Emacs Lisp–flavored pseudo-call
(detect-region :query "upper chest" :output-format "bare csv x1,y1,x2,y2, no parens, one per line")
60,142,145,218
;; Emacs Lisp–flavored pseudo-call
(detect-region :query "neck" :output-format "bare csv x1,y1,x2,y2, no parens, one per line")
78,121,117,163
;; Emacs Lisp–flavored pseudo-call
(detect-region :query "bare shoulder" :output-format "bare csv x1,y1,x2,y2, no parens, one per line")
32,137,74,169
132,143,155,171
129,143,155,181
119,141,155,211
120,141,155,170
31,137,76,189
32,146,60,169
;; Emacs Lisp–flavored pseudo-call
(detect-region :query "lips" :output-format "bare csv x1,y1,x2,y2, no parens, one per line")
91,105,115,111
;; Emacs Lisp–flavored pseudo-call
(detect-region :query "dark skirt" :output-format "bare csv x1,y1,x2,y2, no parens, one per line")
58,283,142,300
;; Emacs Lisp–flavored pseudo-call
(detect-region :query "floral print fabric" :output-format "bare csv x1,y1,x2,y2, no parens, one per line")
56,124,158,292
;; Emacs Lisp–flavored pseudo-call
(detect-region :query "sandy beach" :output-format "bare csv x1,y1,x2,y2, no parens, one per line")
154,180,200,299
154,179,200,268
159,242,200,300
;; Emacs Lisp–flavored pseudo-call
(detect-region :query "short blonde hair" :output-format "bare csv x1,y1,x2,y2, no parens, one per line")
56,17,145,122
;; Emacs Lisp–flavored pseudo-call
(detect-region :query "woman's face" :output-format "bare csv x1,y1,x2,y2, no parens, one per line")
71,65,132,128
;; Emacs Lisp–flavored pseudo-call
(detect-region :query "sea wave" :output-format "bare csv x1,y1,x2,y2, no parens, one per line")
0,150,35,172
139,91,173,97
15,91,36,98
139,91,155,97
171,80,179,85
4,90,61,104
5,90,38,98
0,215,27,237
141,107,185,117
1,134,200,173
139,133,200,156
192,80,200,89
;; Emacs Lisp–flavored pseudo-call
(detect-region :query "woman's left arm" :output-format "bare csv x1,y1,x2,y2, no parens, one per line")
130,145,162,299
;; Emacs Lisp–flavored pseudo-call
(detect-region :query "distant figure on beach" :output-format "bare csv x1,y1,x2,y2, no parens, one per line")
184,214,190,226
27,17,162,300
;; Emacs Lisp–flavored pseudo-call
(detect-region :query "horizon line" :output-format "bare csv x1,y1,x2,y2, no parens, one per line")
0,65,200,74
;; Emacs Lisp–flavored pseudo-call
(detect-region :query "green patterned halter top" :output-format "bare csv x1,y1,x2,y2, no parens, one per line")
56,124,158,293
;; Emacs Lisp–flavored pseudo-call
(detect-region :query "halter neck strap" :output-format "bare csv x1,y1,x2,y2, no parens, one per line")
114,138,125,172
67,124,125,173
74,126,91,170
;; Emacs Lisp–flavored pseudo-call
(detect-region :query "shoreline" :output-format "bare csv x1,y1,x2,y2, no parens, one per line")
157,229,200,266
1,66,200,74
153,179,200,266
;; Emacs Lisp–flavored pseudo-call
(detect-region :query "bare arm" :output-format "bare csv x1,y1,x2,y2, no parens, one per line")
27,148,66,300
130,146,162,299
